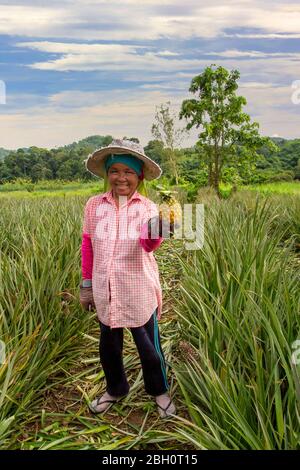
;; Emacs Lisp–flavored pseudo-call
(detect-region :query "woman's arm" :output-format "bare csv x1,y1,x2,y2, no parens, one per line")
81,232,93,280
80,233,95,310
81,198,94,282
139,221,163,253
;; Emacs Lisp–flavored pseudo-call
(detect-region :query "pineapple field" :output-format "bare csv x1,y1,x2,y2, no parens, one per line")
0,185,299,449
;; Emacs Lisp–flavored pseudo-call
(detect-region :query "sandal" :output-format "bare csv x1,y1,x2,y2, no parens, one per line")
156,398,176,419
89,392,127,414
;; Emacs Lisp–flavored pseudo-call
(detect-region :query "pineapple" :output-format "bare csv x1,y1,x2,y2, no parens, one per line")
157,185,182,229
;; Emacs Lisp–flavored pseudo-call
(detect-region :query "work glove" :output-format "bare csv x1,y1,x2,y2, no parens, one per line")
79,282,96,311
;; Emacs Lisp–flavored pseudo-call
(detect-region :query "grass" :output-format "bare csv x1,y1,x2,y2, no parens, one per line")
0,179,299,200
169,193,300,449
243,181,300,195
0,180,104,199
0,196,186,449
0,188,299,449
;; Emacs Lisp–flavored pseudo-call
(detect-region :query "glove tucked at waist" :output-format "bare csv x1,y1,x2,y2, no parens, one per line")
79,282,96,311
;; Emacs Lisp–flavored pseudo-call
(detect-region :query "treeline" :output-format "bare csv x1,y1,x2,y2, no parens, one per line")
0,136,112,183
0,134,299,188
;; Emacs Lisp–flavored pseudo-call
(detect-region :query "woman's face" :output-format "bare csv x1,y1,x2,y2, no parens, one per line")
107,162,139,199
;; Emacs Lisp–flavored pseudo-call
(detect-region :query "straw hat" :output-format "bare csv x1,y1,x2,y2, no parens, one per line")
85,138,162,180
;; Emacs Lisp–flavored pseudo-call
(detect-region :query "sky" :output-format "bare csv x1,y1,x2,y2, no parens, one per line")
0,0,300,149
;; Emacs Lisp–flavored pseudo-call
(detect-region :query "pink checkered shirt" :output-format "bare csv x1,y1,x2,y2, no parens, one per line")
82,189,163,328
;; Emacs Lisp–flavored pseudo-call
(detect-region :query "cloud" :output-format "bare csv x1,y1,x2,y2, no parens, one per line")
139,80,188,90
16,42,147,55
224,33,300,39
16,41,204,72
1,1,300,148
203,49,300,59
1,75,299,151
241,84,294,110
1,1,300,40
15,40,300,88
155,50,180,56
0,5,72,37
0,87,200,149
239,82,280,89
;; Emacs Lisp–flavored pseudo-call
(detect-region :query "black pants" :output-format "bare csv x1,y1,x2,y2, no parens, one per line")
99,308,169,397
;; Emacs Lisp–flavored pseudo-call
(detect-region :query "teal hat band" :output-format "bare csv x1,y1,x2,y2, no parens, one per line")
105,154,144,176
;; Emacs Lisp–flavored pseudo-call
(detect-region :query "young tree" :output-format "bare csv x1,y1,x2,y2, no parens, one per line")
122,136,140,143
151,102,186,185
144,140,164,167
295,158,300,180
31,163,52,182
180,65,277,195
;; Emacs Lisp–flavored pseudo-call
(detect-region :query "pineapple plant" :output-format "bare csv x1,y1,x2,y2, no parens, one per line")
156,185,182,230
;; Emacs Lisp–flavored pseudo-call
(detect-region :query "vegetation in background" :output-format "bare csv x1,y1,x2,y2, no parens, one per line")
0,134,298,195
0,136,113,184
151,102,187,185
1,65,298,192
179,65,277,195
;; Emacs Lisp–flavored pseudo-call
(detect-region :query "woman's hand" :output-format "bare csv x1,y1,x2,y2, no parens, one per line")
79,283,96,311
147,215,175,239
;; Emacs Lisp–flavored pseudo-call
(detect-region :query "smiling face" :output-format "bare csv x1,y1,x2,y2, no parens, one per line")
107,162,140,201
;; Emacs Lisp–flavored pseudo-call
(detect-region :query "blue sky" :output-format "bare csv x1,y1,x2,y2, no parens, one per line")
0,0,300,149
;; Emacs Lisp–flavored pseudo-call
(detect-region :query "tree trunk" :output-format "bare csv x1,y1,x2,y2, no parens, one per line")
208,160,213,186
169,149,179,185
213,140,221,197
208,144,213,187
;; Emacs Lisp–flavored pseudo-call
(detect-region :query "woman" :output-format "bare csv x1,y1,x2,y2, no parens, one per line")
79,139,176,418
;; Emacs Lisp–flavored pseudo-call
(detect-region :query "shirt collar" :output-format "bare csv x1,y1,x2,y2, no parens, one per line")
101,189,142,205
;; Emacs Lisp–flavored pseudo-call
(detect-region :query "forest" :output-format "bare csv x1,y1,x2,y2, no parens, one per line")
0,134,299,188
